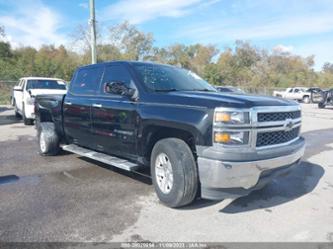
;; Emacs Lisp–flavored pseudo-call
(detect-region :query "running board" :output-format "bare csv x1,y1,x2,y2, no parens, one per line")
62,144,141,171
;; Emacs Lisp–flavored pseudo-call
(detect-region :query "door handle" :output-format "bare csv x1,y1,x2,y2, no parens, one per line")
92,103,102,108
64,101,72,105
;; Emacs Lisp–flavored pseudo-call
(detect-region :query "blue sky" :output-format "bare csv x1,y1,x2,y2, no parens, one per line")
0,0,333,70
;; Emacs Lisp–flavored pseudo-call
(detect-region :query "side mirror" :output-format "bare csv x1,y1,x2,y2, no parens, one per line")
28,90,32,96
104,81,135,98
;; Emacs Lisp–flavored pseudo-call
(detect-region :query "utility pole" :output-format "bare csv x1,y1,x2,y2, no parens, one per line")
89,0,97,64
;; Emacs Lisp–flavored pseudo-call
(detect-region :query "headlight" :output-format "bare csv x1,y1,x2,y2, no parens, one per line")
214,111,249,124
214,131,249,145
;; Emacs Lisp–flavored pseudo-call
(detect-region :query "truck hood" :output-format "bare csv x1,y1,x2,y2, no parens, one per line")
148,91,298,109
30,89,67,97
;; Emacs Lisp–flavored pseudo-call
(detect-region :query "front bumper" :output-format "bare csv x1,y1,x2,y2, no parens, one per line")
197,137,305,200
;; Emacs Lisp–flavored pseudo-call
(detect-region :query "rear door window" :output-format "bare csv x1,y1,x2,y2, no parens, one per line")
70,66,103,95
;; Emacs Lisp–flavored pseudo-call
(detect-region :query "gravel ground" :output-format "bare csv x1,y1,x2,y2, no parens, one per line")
0,104,332,242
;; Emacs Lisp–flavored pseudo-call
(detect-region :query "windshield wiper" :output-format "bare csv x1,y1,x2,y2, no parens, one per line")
154,88,178,92
189,88,216,92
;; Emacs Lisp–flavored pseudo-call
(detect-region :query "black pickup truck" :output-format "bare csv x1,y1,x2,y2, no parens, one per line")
35,61,305,207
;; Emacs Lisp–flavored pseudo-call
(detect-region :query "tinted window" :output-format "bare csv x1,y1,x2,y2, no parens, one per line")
132,63,216,92
71,67,103,95
26,80,66,90
103,65,132,86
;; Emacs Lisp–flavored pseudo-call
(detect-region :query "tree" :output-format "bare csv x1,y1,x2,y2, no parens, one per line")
109,21,154,60
203,63,222,85
0,42,12,59
322,62,333,74
97,44,122,62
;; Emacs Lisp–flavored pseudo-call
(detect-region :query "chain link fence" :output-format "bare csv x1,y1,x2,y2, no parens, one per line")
0,80,18,105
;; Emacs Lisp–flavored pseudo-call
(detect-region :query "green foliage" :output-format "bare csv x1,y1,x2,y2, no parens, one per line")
0,42,12,58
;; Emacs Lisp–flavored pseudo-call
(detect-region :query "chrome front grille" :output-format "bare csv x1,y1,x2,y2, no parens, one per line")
257,111,301,122
256,127,300,147
212,105,302,150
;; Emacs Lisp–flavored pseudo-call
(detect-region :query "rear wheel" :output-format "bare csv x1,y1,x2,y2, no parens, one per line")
151,138,198,208
303,96,310,104
13,100,21,118
38,122,60,156
318,102,326,109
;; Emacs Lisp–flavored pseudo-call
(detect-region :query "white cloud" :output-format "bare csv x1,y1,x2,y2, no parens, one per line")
0,0,67,48
178,13,333,43
101,0,217,24
273,44,294,53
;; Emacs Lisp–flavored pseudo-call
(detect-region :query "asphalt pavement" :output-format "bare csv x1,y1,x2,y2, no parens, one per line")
0,104,333,242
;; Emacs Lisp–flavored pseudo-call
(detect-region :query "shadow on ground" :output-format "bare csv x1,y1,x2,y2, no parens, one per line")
0,107,22,125
0,106,12,113
79,157,152,185
0,115,21,125
220,161,324,213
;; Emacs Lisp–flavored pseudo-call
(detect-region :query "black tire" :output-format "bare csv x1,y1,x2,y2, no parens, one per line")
151,138,198,208
303,96,310,104
37,122,60,156
318,102,326,109
22,104,34,125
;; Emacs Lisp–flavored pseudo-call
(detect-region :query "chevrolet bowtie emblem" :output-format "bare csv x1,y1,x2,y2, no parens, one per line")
284,118,294,132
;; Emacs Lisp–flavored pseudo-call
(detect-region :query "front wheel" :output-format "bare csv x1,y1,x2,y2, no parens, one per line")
151,138,198,208
22,104,34,125
13,100,21,118
38,122,60,156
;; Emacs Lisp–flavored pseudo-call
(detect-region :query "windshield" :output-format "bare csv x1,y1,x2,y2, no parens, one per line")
26,80,66,90
132,63,216,92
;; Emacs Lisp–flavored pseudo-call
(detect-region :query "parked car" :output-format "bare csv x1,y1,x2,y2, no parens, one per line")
273,87,311,103
35,61,305,208
12,77,67,125
215,85,245,94
318,88,333,109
